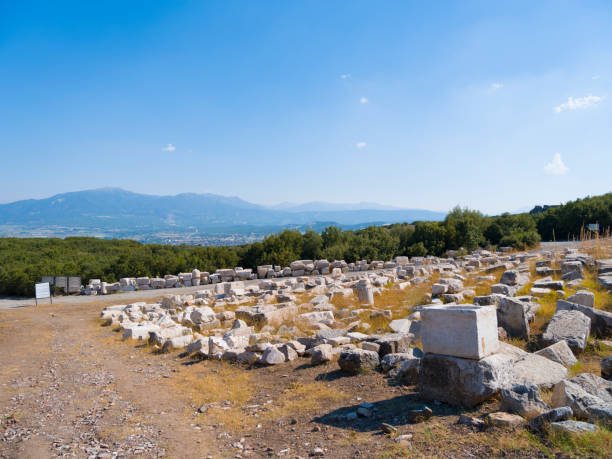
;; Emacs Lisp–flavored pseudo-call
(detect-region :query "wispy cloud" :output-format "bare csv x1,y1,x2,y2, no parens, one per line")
490,83,504,91
356,141,367,149
162,143,176,152
592,75,601,80
360,97,368,104
543,153,569,175
340,74,351,79
554,95,602,113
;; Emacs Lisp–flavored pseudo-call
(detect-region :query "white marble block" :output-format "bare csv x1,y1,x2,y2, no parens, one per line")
421,304,499,360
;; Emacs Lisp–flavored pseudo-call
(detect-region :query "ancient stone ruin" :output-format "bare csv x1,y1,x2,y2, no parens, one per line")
100,247,612,432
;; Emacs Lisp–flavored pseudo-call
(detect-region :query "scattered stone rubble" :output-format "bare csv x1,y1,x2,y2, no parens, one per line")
99,245,612,433
86,256,418,295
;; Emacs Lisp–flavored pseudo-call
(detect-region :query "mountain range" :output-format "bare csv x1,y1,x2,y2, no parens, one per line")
0,188,447,243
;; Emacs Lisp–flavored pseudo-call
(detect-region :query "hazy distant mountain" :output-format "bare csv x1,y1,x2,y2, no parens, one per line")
268,201,404,212
0,188,446,242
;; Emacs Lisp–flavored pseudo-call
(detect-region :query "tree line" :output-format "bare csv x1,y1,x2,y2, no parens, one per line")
1,192,610,297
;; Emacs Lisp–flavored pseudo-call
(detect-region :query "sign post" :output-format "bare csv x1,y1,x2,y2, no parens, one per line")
588,223,600,233
35,282,52,306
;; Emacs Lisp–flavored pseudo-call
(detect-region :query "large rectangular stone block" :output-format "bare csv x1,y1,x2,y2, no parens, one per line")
418,353,515,407
421,304,499,360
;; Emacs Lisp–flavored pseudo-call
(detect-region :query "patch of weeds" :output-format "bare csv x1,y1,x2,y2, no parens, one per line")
160,361,256,430
362,312,391,333
264,381,348,421
546,424,612,457
586,339,612,358
532,292,558,335
378,444,412,458
568,361,583,378
516,280,534,297
505,337,528,350
422,426,436,444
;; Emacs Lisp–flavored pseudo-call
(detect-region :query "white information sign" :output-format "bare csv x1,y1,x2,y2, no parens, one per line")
35,282,52,305
588,223,600,232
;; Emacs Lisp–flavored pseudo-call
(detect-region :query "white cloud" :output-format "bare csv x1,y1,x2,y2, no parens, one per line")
356,141,367,149
543,153,569,175
592,75,601,80
162,143,176,151
554,95,602,113
490,83,504,91
340,74,351,79
360,97,368,104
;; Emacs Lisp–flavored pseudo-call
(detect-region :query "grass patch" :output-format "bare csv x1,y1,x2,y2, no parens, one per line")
361,311,392,333
586,339,612,358
378,444,412,458
540,388,554,406
159,361,257,430
504,337,528,351
568,361,583,378
516,280,533,297
468,267,504,297
576,269,612,312
264,381,348,420
330,293,357,310
374,279,433,311
488,428,549,456
546,424,612,457
532,291,558,335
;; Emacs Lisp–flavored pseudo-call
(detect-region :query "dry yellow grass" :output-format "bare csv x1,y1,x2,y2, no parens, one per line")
578,227,612,261
468,266,504,297
532,291,558,335
546,423,612,457
375,278,434,312
159,361,257,430
263,381,348,420
540,388,554,406
504,337,528,351
330,293,357,310
573,269,612,312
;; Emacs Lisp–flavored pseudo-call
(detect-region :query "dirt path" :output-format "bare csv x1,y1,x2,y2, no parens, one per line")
0,301,218,458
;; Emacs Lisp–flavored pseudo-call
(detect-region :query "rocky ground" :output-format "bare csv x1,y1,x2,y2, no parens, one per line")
0,300,553,459
2,244,612,458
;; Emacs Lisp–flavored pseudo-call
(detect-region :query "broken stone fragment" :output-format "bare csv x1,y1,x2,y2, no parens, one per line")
603,356,612,381
406,405,432,423
457,414,485,429
512,353,568,389
556,299,612,337
486,412,526,428
551,373,612,423
338,349,380,374
496,297,530,340
534,340,577,367
551,420,597,434
380,423,397,434
542,310,590,352
373,333,414,357
261,346,286,365
500,383,550,419
310,344,333,365
529,406,573,431
419,353,515,408
567,290,595,308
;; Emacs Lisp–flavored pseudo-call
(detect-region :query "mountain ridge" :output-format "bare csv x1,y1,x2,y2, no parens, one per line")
0,188,447,242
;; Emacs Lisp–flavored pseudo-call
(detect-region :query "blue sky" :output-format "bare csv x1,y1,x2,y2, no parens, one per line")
1,1,611,214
